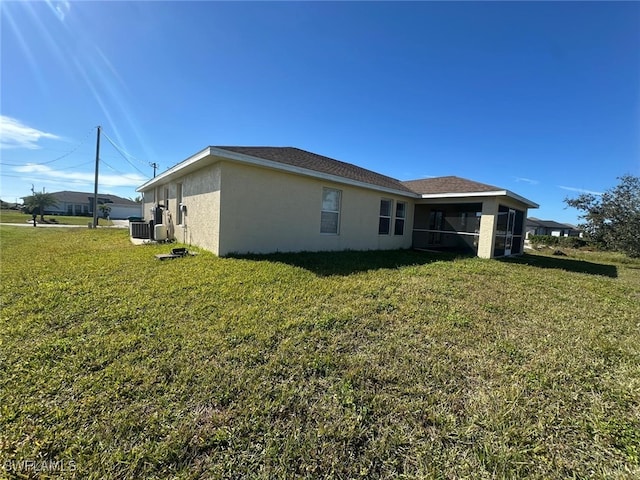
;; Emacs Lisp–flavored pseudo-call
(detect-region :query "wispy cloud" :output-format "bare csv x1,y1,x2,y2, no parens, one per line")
14,164,147,188
46,0,71,21
0,116,60,150
558,185,603,196
515,177,539,185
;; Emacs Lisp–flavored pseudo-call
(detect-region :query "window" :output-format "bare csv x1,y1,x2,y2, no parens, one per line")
164,187,169,210
379,199,392,234
320,187,341,234
176,183,183,225
394,202,406,235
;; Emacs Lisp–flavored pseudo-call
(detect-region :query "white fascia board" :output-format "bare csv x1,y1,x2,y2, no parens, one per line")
419,190,539,208
136,147,214,192
504,190,539,209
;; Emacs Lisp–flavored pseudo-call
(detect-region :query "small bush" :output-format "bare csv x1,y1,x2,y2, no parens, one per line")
529,235,587,249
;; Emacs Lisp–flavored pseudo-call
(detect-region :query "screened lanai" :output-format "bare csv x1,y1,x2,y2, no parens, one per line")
402,177,538,259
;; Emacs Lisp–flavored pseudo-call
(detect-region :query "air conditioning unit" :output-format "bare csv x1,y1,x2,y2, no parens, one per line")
154,224,167,241
130,222,150,239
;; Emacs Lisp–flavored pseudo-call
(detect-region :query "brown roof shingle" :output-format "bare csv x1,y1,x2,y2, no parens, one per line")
401,176,503,195
214,146,415,193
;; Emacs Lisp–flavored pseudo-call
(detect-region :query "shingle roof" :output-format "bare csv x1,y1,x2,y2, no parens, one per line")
526,217,576,229
214,146,415,193
48,191,138,205
401,176,503,195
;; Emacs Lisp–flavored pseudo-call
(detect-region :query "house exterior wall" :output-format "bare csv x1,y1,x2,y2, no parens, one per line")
215,162,414,256
137,155,534,258
172,164,222,255
107,204,142,219
478,196,530,258
141,164,222,254
46,202,140,218
477,198,499,259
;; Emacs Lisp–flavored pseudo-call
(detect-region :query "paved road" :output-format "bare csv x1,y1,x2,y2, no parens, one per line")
0,220,129,228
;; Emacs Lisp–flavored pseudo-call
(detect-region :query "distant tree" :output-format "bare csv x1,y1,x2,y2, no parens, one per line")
98,204,112,219
23,192,58,222
130,195,142,203
564,175,640,257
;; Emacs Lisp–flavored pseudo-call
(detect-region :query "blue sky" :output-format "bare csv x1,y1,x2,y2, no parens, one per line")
1,1,639,224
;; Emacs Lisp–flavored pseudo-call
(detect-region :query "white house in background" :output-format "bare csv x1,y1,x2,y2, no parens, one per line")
136,146,538,258
525,217,581,238
41,191,142,219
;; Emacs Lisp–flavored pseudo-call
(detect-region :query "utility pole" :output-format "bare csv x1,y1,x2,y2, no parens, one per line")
150,162,158,177
92,126,101,228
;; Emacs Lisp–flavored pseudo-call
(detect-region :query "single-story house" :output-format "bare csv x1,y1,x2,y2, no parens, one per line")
526,217,581,238
136,146,538,258
39,191,142,219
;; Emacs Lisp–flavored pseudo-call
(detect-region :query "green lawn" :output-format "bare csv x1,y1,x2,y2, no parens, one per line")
1,226,638,479
0,209,113,226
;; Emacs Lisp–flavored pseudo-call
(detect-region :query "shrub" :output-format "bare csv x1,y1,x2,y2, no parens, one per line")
529,235,588,249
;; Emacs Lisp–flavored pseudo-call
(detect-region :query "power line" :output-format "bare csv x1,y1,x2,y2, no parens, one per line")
0,127,97,168
100,158,147,181
101,131,149,167
101,131,149,178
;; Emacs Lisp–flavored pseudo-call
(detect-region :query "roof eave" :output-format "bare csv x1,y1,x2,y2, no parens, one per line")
418,190,538,208
137,146,216,192
138,146,418,198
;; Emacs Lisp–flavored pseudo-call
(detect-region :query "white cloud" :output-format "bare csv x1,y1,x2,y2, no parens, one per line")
14,164,147,188
0,116,61,150
515,177,539,185
558,185,603,196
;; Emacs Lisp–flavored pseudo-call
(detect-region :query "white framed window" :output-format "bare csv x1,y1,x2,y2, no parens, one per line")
320,187,341,234
176,183,183,225
394,201,406,235
379,199,393,235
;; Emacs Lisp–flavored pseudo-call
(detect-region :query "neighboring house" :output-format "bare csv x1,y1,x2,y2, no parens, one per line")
526,217,580,238
40,191,142,219
136,146,538,258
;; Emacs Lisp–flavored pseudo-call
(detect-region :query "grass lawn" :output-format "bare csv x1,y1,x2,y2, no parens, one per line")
1,226,638,479
0,209,114,226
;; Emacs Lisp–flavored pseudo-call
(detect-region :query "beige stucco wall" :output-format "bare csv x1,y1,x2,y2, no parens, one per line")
141,165,222,254
216,162,414,256
477,197,530,259
172,164,222,255
139,158,533,258
477,198,498,259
